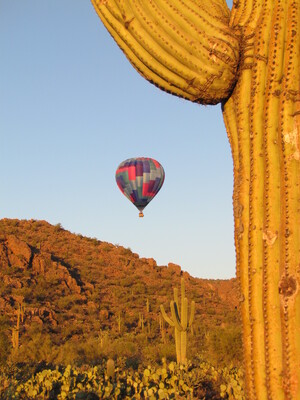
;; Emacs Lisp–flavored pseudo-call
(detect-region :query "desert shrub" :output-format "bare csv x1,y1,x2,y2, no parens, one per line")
133,283,146,295
119,277,134,287
0,283,12,297
76,337,107,366
0,316,11,365
109,337,138,360
14,330,58,365
54,223,63,232
54,340,82,366
101,244,112,252
0,332,11,365
55,294,81,310
29,276,50,303
141,343,177,365
96,256,106,266
90,238,99,246
119,247,132,256
209,326,242,366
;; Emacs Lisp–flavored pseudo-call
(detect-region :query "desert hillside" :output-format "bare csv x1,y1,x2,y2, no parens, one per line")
0,218,241,367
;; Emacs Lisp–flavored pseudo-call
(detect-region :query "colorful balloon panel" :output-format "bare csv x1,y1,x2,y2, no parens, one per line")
116,157,165,215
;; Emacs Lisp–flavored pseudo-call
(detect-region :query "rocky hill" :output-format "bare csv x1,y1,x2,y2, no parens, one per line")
0,219,241,367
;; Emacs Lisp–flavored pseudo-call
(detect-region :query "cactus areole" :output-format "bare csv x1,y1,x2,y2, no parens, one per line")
91,0,300,398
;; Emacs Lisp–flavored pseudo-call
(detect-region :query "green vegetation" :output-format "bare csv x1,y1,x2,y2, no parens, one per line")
0,219,243,398
1,359,244,399
0,316,11,365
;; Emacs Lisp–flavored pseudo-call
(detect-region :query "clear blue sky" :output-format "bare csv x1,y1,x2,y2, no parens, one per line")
0,1,235,279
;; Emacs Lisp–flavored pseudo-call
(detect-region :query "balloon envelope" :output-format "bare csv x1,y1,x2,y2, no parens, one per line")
115,157,165,216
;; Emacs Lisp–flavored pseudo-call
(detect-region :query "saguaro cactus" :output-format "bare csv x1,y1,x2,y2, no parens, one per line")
106,358,115,380
12,302,25,351
160,278,195,364
138,312,144,332
91,0,299,398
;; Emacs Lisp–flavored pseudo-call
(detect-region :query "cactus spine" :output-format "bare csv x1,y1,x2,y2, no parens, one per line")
92,0,299,397
160,278,195,364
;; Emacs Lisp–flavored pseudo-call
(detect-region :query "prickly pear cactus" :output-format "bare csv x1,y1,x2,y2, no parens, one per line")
91,0,300,398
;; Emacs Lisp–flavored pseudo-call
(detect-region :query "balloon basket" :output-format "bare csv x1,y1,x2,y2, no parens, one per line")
139,212,144,218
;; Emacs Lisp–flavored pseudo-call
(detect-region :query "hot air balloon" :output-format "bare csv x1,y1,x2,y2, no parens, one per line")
115,157,165,217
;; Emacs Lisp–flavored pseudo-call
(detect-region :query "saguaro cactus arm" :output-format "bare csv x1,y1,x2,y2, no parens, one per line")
170,301,184,332
170,298,195,331
91,0,240,104
160,304,175,327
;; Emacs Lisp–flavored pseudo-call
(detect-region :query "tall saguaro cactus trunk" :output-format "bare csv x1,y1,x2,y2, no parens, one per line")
223,1,300,399
91,0,299,398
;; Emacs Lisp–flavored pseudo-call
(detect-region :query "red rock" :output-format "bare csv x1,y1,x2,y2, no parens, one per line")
168,263,181,275
6,236,32,268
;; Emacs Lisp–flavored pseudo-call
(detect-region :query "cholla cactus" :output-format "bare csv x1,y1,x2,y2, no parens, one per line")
160,278,195,364
92,1,300,397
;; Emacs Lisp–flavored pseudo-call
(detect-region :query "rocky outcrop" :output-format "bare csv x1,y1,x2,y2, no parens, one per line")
0,234,83,325
168,263,181,275
26,306,58,327
0,236,32,270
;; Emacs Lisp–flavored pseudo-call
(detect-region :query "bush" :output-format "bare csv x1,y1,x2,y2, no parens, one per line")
0,332,11,365
209,326,242,366
14,332,58,365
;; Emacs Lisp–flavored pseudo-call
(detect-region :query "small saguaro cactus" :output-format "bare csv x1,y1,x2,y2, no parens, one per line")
138,312,144,332
160,278,195,364
12,302,25,351
12,327,19,350
106,358,115,380
117,312,121,333
99,329,109,350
